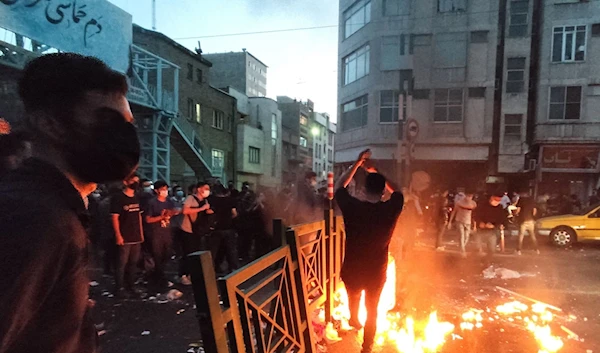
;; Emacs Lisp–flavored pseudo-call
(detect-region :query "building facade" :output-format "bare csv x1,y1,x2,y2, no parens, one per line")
133,25,237,187
278,96,316,186
203,50,268,97
336,0,500,191
532,0,600,201
311,112,337,182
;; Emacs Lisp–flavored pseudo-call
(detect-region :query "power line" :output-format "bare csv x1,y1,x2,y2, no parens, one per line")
173,25,337,40
172,1,600,41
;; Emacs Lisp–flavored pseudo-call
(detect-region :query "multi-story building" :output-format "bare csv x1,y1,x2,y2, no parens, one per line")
224,87,283,191
336,0,500,191
278,96,315,186
532,1,600,200
311,112,336,182
203,50,268,97
133,25,237,187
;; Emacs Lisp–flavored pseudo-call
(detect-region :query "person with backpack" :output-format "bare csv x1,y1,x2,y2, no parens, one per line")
177,182,213,285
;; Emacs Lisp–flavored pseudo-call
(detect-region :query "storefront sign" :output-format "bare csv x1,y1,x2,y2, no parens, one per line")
0,0,132,73
540,145,600,172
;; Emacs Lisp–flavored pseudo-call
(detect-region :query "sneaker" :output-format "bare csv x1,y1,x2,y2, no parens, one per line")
516,251,522,256
180,275,192,286
436,247,445,252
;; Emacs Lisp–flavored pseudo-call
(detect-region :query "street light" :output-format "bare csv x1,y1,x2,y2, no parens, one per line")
311,126,320,136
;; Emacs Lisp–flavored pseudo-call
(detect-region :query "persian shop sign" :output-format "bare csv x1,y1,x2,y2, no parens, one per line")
0,0,132,73
541,145,600,172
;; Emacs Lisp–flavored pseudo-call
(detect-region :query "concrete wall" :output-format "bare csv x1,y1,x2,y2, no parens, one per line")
133,27,236,182
203,51,267,97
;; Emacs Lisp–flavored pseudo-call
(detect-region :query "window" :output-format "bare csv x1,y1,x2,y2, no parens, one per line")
196,68,203,83
195,103,202,123
300,115,308,126
434,89,463,122
344,0,371,39
592,23,600,37
212,110,224,129
470,31,488,43
438,0,466,12
468,87,486,98
187,98,194,119
211,149,224,176
508,0,529,37
549,86,582,120
504,114,523,137
187,63,193,80
271,114,278,139
552,25,587,62
434,33,466,68
249,147,260,164
343,44,370,85
299,136,308,147
506,57,526,93
381,35,411,71
341,95,368,131
380,90,403,123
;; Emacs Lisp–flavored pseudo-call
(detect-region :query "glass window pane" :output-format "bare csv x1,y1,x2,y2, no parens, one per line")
552,33,563,62
448,107,462,121
361,105,369,125
505,114,522,125
449,89,463,103
507,57,526,69
435,89,448,103
380,108,393,122
381,91,394,106
565,103,580,120
511,14,527,25
549,103,564,120
565,32,574,60
507,71,524,81
356,55,365,79
566,86,581,103
505,125,521,135
434,107,447,121
511,1,528,13
365,2,371,22
565,26,575,32
575,31,586,61
550,87,565,103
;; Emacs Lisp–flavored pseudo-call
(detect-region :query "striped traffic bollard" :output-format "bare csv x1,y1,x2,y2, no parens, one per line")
327,172,334,200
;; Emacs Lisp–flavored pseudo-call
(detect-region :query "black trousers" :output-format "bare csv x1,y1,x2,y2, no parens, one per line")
179,229,203,277
208,229,240,273
345,276,386,350
115,243,141,291
150,231,173,283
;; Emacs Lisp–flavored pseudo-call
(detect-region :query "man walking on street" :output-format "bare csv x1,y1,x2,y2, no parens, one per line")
515,189,540,255
0,53,139,353
111,174,145,298
449,191,477,257
434,190,449,251
146,180,180,288
335,149,404,353
208,185,240,274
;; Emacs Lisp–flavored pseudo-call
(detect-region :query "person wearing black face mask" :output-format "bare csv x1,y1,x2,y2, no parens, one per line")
0,53,139,353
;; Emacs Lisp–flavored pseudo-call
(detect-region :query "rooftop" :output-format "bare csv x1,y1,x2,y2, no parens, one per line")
203,50,268,68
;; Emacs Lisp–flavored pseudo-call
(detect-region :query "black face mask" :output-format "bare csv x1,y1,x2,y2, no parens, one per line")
62,107,140,183
128,181,140,190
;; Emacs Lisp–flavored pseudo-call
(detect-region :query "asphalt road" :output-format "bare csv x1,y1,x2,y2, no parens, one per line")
89,232,600,353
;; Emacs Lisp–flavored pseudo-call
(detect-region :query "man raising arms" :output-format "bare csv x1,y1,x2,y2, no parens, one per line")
335,149,404,353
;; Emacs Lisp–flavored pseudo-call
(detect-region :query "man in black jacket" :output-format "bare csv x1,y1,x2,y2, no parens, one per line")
0,53,139,353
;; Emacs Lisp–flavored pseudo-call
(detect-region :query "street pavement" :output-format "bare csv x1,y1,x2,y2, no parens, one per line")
89,232,600,353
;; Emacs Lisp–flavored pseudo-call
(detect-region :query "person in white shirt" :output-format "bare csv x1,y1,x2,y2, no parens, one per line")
449,191,477,258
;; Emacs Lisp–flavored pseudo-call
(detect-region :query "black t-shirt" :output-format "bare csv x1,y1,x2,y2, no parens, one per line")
209,195,237,230
147,197,176,238
335,188,404,282
474,202,507,227
110,192,144,244
516,197,536,222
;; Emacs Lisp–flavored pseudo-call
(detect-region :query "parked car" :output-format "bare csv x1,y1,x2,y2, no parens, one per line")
536,204,600,247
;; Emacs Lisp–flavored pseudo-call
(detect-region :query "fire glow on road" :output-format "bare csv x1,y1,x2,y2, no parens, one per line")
326,254,575,353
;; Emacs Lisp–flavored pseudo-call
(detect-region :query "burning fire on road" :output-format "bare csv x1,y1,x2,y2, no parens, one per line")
323,254,579,353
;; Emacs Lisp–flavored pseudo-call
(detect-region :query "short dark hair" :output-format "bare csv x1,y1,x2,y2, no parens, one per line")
305,171,317,179
365,173,386,195
196,181,209,189
154,180,168,190
19,53,127,129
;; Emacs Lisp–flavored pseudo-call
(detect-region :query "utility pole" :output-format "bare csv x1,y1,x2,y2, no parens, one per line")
152,0,157,31
396,80,413,188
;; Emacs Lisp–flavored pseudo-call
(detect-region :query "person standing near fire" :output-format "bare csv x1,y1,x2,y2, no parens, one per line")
335,149,404,353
